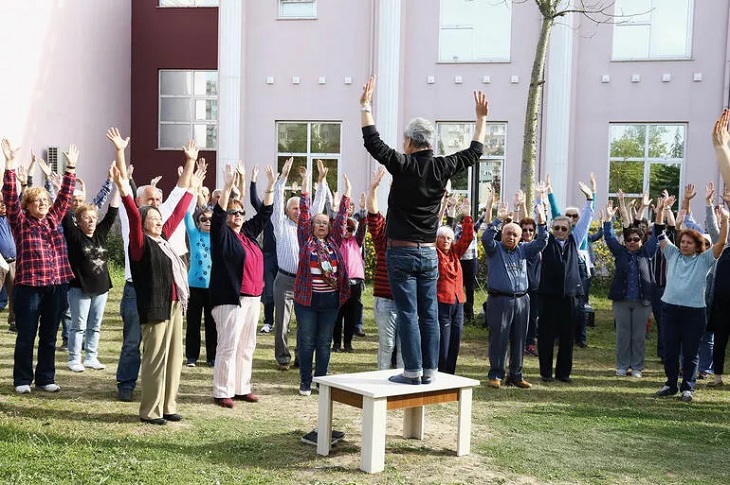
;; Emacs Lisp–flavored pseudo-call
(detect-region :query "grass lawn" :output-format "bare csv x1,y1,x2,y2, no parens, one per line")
0,268,728,484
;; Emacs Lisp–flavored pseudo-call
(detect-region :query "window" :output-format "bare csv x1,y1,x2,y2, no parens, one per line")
439,0,511,62
277,122,341,191
279,0,316,19
436,122,506,202
612,0,693,60
159,70,218,150
159,0,218,6
608,123,685,204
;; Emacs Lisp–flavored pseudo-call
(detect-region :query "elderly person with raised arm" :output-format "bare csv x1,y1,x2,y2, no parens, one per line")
483,198,548,389
294,170,351,396
602,201,659,378
360,75,489,385
2,140,77,394
538,181,594,383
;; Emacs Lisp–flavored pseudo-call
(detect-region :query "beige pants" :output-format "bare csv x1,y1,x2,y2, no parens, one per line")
139,302,183,420
212,296,260,398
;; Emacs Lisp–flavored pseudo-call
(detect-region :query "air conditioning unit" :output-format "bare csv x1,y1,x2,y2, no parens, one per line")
46,147,60,173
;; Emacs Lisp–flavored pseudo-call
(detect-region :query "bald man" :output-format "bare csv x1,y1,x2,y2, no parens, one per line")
482,202,548,389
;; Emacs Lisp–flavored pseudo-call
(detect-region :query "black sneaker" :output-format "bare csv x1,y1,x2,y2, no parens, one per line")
301,429,345,446
655,385,678,397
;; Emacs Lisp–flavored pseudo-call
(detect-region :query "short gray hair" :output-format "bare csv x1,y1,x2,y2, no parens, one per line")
437,225,455,240
404,117,435,149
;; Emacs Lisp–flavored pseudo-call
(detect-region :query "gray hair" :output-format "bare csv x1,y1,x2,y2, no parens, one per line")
437,225,455,240
404,117,435,149
552,216,572,228
136,184,162,199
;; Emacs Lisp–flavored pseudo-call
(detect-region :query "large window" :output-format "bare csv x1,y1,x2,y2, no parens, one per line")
159,70,218,150
278,0,316,19
159,0,218,7
608,124,685,204
436,122,506,203
277,122,341,191
612,0,693,60
439,0,511,62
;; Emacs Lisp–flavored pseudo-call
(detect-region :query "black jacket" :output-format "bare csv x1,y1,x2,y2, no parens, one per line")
539,234,583,297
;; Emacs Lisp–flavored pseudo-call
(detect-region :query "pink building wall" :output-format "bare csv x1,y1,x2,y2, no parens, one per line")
0,1,130,193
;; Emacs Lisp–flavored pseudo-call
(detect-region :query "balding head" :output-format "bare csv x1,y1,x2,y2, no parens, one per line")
501,222,522,251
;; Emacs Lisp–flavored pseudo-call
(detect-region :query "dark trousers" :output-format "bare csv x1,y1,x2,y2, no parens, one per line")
651,285,666,359
438,301,464,374
262,252,278,325
526,290,539,346
460,258,477,319
486,294,529,381
661,303,706,392
13,284,67,386
186,287,217,362
538,294,578,380
332,280,363,348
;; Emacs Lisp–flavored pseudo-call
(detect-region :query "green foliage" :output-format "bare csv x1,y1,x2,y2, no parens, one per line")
363,230,375,282
106,219,125,267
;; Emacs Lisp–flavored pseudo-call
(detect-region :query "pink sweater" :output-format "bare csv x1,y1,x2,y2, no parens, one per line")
338,236,365,280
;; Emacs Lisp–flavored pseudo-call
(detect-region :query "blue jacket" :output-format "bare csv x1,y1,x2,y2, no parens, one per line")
603,221,658,303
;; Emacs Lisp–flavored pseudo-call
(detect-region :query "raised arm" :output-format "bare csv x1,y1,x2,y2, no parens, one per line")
713,207,729,258
360,75,376,128
571,181,595,244
616,189,631,228
48,144,78,223
634,191,651,224
472,90,489,145
332,174,352,246
312,159,329,214
217,162,239,212
106,127,130,179
367,166,386,215
249,166,263,212
712,109,730,187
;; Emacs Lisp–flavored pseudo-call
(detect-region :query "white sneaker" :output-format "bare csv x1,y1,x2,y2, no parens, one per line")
680,390,693,402
615,369,627,377
631,370,642,378
15,385,31,394
260,323,272,333
68,362,85,372
83,359,106,370
36,384,61,392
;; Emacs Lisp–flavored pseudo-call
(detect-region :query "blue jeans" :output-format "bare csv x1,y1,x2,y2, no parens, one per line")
13,284,67,386
438,302,464,375
698,331,714,374
117,282,141,391
374,296,402,370
67,287,109,363
295,291,339,387
386,246,439,379
661,303,706,392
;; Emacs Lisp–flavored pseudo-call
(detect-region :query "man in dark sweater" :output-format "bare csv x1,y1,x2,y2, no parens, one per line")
360,75,489,384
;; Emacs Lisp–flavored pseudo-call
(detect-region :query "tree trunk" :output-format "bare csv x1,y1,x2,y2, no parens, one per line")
521,12,554,208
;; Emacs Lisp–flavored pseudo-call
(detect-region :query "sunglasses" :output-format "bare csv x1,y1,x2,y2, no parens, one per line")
347,227,356,232
625,236,641,243
199,216,211,223
566,214,579,219
552,225,570,232
227,209,245,216
522,227,535,232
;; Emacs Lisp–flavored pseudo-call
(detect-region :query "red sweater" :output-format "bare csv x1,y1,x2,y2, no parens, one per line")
436,216,474,304
367,212,393,300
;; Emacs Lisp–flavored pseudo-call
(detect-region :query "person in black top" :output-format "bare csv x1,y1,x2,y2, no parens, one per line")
360,75,489,385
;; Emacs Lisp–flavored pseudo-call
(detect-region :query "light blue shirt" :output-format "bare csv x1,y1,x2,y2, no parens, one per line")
482,221,548,293
660,241,716,308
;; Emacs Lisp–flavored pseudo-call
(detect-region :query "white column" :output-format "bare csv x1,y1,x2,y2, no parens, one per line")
543,1,574,209
373,0,402,211
216,0,244,188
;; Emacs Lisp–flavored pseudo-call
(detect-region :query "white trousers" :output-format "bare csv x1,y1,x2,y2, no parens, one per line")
212,296,260,398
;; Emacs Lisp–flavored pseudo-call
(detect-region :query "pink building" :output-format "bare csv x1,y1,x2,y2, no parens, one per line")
2,0,727,215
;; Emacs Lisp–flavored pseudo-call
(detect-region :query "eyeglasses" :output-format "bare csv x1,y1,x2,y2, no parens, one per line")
522,227,535,233
199,216,211,223
552,225,569,232
227,209,245,216
566,214,579,219
625,236,641,243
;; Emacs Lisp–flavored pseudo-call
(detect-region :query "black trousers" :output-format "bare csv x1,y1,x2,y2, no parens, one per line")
538,294,578,380
460,258,477,318
332,281,363,349
186,287,217,362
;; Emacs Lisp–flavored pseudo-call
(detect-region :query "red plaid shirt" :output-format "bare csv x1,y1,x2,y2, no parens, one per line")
366,211,393,300
294,193,351,307
3,169,75,287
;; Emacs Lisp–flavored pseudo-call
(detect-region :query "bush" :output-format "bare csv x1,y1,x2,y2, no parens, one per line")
363,230,375,283
106,219,125,267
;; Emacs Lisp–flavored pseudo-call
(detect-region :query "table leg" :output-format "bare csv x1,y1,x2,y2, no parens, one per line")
360,396,387,473
317,384,333,456
403,406,425,439
456,387,472,456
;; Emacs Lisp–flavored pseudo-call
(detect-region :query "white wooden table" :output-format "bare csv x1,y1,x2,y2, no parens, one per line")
313,369,480,474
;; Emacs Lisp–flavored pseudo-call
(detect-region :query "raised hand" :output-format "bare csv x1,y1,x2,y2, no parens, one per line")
460,198,472,218
535,180,548,198
223,163,235,188
106,127,130,151
36,156,51,178
473,90,489,120
496,201,510,221
513,189,525,207
49,172,62,192
182,140,199,161
684,183,697,201
251,166,259,183
265,165,276,185
641,192,652,208
712,109,730,149
235,161,246,180
316,159,328,183
535,200,547,224
128,164,135,178
191,165,206,190
676,209,687,228
578,181,592,199
546,174,553,194
280,157,294,181
197,157,208,174
370,166,386,190
63,144,79,168
605,201,617,220
360,75,376,106
110,165,126,188
590,172,596,193
150,175,162,187
597,209,605,224
359,192,366,210
16,164,28,185
177,166,184,178
343,173,352,199
706,181,716,205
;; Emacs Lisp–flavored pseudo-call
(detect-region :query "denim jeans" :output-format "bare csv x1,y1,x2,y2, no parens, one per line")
13,284,66,386
698,331,714,374
117,282,141,391
67,287,109,364
295,291,339,387
386,246,439,379
374,296,402,370
438,302,464,374
661,303,706,392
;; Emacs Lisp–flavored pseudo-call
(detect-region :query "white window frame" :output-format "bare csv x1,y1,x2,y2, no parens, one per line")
612,0,694,61
158,0,218,7
607,123,686,201
436,121,506,201
278,0,317,20
276,121,341,191
438,0,512,63
158,70,219,150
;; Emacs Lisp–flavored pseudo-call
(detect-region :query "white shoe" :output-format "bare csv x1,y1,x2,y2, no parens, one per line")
68,362,85,372
631,370,642,378
36,384,61,392
260,323,272,333
15,385,31,394
615,369,627,377
83,359,106,370
680,390,693,402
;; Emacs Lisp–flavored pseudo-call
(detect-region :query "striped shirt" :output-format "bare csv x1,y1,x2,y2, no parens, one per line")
308,245,338,292
272,178,326,274
366,211,393,300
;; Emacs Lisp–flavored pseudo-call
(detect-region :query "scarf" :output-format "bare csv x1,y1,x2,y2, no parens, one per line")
153,235,190,314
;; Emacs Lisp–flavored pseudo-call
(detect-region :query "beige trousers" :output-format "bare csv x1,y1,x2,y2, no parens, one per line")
212,296,260,398
139,302,183,420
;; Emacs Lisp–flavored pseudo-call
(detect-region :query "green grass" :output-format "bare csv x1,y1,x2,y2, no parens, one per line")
0,272,728,484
